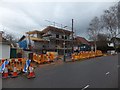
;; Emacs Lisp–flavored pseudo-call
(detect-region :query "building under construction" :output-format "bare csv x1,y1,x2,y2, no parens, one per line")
19,26,73,55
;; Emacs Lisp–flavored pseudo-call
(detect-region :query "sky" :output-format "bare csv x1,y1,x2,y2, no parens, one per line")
0,0,119,39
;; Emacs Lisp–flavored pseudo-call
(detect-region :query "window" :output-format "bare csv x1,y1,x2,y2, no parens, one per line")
65,45,67,48
62,35,64,39
65,36,67,39
56,40,59,44
62,35,67,39
56,34,59,38
43,45,45,48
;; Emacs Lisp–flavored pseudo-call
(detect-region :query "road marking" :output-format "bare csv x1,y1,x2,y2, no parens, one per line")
106,72,110,75
81,85,90,90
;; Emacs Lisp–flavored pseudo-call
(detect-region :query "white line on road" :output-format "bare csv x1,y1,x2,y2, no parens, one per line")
106,72,110,75
81,85,90,90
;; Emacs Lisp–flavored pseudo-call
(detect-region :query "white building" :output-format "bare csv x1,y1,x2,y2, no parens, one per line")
0,32,10,60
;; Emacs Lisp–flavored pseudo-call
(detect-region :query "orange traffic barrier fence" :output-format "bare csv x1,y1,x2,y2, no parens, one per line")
33,53,55,64
72,53,75,62
0,58,35,79
95,50,103,57
71,50,103,61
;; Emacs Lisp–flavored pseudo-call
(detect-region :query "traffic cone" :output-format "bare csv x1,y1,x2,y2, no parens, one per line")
27,64,35,79
2,65,9,78
2,59,5,64
11,64,18,78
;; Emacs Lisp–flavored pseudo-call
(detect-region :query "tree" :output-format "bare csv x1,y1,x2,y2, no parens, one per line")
97,33,109,41
87,2,120,52
3,32,18,47
101,4,119,51
88,16,103,51
117,1,120,37
102,4,118,39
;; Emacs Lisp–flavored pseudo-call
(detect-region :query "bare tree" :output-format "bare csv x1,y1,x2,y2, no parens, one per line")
102,4,118,39
118,1,120,37
88,16,102,51
3,32,18,47
101,4,118,51
97,33,109,41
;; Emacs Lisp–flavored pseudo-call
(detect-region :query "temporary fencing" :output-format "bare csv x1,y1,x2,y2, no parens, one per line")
33,53,55,64
71,50,103,61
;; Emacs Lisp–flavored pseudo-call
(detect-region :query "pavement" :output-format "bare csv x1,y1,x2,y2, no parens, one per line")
2,54,119,88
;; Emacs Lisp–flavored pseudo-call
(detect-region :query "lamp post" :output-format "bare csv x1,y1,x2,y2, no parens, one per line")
72,19,74,53
62,26,67,62
63,35,66,62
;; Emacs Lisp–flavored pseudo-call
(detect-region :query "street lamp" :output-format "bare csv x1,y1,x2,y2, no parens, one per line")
62,26,68,62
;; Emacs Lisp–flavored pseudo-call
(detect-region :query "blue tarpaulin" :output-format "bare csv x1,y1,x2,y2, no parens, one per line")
18,40,27,49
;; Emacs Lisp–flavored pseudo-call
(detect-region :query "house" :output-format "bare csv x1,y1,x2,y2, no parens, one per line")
111,37,120,48
19,26,73,55
110,37,120,52
74,36,91,51
89,40,115,53
0,31,11,59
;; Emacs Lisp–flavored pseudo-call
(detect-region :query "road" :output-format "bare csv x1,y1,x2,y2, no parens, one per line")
2,54,119,88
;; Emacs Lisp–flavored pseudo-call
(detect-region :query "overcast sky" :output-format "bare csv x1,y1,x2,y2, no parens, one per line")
0,0,119,39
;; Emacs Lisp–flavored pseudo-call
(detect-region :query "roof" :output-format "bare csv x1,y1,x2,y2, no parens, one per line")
18,35,49,42
111,37,120,41
89,41,112,47
18,35,26,42
42,26,73,35
26,30,44,35
75,36,90,45
29,36,49,42
26,26,73,35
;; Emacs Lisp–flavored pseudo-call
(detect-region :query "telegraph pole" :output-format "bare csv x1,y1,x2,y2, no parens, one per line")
72,19,74,53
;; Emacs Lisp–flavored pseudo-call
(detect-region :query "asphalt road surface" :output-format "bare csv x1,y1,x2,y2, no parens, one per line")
2,54,119,88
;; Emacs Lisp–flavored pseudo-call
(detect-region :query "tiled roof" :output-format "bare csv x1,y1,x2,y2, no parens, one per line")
26,26,73,35
75,36,90,45
42,26,73,35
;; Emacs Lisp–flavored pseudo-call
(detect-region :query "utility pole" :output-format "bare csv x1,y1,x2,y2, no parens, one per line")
63,35,66,62
62,26,68,62
72,19,74,53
